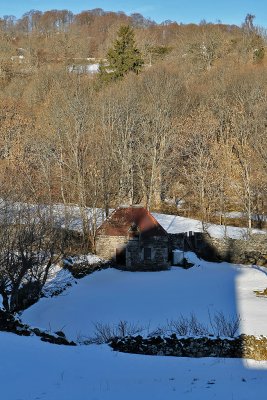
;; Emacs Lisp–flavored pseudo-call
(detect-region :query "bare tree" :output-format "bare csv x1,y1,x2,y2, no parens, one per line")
0,202,67,313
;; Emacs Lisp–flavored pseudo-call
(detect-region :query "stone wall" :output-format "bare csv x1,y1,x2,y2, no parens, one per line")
134,236,169,270
95,234,169,270
0,311,76,345
110,334,267,361
169,232,267,265
95,235,127,261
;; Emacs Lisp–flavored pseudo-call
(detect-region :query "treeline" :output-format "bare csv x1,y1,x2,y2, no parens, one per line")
0,10,266,237
0,10,265,66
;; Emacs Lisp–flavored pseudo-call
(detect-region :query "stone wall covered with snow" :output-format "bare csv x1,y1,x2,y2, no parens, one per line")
170,232,267,265
110,334,267,361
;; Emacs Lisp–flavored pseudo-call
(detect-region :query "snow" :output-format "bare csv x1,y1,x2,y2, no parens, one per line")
1,199,265,239
67,63,100,74
54,205,265,239
0,332,267,400
1,252,267,399
1,201,267,398
63,253,103,266
152,212,266,239
216,211,267,222
42,266,74,297
236,265,267,334
22,253,267,340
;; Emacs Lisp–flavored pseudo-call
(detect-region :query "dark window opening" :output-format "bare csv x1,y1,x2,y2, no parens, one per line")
144,247,152,261
128,223,140,239
116,247,126,265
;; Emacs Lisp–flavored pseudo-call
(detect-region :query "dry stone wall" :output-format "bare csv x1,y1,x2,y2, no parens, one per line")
110,334,267,361
169,232,267,265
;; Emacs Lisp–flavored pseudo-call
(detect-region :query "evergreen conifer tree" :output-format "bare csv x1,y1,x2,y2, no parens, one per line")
100,25,144,81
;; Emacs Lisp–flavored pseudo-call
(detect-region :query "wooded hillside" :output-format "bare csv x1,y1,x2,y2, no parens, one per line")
0,9,266,236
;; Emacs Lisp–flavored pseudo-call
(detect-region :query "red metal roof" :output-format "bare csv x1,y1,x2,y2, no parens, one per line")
97,206,168,237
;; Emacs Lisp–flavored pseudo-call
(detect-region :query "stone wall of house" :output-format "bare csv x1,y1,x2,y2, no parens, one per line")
126,236,169,270
169,232,267,265
95,235,127,261
110,334,267,361
95,234,169,270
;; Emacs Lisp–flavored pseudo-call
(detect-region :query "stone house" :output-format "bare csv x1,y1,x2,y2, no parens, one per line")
95,205,169,270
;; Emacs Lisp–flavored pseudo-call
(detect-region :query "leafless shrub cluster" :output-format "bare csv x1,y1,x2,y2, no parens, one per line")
83,311,241,345
208,310,241,338
165,313,209,336
81,320,146,344
160,312,241,338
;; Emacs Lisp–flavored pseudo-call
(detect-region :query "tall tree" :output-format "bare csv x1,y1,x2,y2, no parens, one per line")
100,25,144,80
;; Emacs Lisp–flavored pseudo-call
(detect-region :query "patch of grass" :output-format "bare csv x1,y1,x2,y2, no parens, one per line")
254,288,267,297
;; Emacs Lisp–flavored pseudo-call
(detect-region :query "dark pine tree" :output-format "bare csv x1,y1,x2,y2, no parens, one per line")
100,25,144,81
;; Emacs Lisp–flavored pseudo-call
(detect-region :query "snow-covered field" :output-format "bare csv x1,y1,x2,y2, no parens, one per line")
2,200,265,239
21,253,267,339
1,202,267,399
56,206,266,239
1,254,267,399
1,331,267,400
55,205,267,238
153,212,266,239
1,253,267,399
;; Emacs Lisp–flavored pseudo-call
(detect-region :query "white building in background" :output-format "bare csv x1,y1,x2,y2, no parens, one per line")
68,63,100,74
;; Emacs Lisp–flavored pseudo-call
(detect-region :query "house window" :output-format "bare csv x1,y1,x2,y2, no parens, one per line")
144,247,152,261
128,223,140,239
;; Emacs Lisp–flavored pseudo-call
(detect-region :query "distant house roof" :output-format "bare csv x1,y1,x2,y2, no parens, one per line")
97,205,168,237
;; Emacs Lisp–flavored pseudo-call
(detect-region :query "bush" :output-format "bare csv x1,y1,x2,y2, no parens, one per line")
79,320,146,344
151,311,240,338
80,311,241,345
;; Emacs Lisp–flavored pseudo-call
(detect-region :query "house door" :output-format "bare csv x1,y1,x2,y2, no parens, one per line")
116,246,126,265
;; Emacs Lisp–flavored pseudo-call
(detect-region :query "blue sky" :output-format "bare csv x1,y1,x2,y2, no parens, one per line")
0,0,266,27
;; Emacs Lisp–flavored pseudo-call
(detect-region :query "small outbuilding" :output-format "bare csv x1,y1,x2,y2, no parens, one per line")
95,205,169,270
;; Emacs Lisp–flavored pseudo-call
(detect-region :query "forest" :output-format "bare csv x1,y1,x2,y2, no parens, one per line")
0,8,266,242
